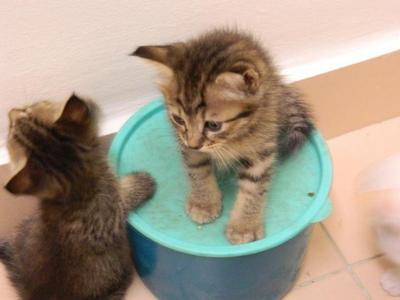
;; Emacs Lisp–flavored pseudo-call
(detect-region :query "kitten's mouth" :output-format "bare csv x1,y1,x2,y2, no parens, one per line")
185,145,207,152
183,144,213,153
181,137,217,153
197,144,219,153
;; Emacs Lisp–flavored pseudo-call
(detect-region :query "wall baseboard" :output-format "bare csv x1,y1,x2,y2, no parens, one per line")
282,31,400,82
294,50,400,139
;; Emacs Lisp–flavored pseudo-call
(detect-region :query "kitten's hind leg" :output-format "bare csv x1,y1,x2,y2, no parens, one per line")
119,172,156,210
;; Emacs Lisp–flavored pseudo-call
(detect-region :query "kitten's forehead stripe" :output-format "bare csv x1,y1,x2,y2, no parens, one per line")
195,101,206,110
175,98,188,113
194,101,206,116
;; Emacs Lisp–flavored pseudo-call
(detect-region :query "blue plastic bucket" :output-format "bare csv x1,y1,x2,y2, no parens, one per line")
109,99,333,300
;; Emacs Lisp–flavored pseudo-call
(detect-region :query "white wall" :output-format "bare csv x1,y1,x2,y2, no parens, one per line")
1,0,399,164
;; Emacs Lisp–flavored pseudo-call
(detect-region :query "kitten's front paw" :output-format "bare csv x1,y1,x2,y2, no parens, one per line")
225,220,264,244
381,268,400,296
186,192,222,224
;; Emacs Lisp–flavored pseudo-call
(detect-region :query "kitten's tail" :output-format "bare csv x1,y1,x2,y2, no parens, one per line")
278,89,313,158
119,172,156,211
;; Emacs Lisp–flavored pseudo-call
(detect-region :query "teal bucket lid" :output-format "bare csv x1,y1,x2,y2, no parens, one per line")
109,99,333,258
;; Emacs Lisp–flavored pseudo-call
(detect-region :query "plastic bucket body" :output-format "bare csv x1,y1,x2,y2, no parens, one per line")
109,99,333,300
129,226,312,300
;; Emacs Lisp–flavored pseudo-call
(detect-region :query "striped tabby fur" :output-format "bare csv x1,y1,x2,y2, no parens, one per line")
0,95,155,299
133,29,313,244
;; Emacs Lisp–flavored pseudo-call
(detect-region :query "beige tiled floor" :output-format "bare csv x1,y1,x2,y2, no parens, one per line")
1,117,400,299
285,116,400,300
286,271,368,300
295,224,345,286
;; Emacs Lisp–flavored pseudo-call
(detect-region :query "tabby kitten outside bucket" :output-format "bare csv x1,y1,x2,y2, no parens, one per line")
0,95,155,300
133,29,313,244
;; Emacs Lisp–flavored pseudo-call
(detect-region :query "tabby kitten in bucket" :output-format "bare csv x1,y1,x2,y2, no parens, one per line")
0,95,155,300
133,29,312,244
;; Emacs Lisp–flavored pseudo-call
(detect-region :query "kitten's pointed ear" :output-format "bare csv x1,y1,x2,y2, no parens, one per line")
131,43,185,69
56,93,90,126
242,68,260,92
5,158,38,195
131,46,169,64
216,66,260,94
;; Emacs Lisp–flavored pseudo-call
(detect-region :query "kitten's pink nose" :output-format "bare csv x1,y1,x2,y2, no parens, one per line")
186,128,204,150
187,143,202,150
187,135,203,150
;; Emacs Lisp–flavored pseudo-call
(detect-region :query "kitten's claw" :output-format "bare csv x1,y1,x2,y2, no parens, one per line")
381,268,400,296
186,193,222,224
225,220,264,244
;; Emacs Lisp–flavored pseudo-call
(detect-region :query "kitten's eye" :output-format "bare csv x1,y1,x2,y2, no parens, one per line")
205,121,222,132
172,114,185,126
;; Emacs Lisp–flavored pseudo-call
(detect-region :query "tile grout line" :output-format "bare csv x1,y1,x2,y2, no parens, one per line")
296,267,347,288
320,223,372,300
296,250,383,290
295,224,346,288
351,254,384,267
